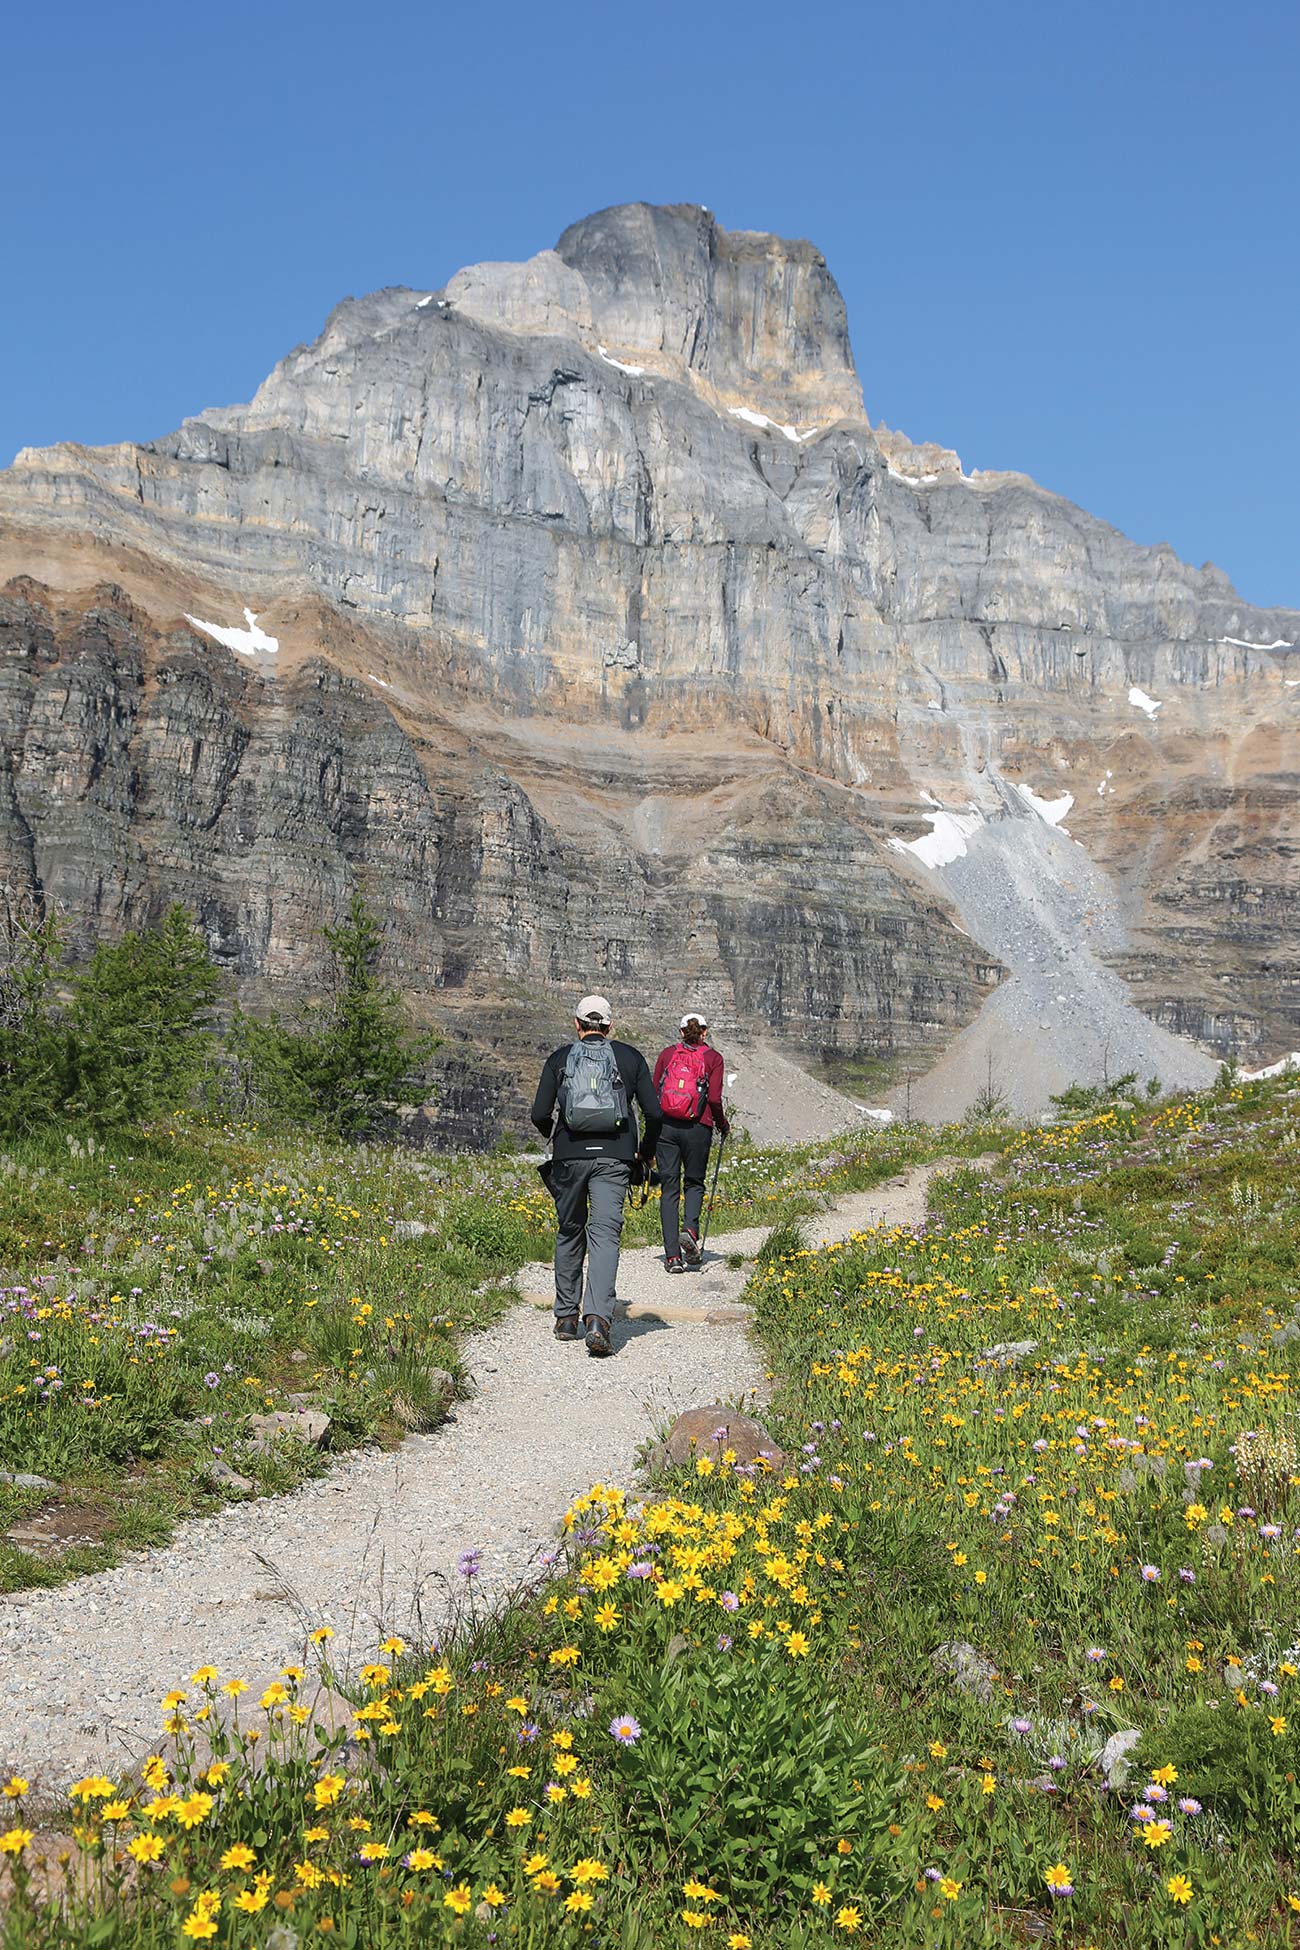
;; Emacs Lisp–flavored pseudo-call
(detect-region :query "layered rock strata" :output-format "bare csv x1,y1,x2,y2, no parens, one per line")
0,201,1296,1127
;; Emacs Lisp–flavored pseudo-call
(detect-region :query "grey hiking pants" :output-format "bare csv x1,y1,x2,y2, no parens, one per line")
552,1157,630,1326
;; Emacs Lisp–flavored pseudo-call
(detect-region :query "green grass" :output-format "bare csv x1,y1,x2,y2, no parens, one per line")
0,1112,979,1594
11,1082,1299,1943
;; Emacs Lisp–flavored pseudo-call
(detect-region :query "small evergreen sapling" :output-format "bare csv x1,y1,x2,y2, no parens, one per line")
64,904,221,1128
236,895,437,1136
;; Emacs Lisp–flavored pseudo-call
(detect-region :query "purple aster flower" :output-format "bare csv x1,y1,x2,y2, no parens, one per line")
1177,1797,1202,1815
716,1635,733,1653
1010,1718,1033,1735
203,1372,220,1389
1086,1646,1106,1661
719,1591,739,1613
1140,1564,1161,1582
456,1549,481,1580
1178,1568,1196,1584
609,1714,642,1746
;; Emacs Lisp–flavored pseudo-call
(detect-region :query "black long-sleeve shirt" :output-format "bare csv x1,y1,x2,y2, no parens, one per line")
531,1037,662,1163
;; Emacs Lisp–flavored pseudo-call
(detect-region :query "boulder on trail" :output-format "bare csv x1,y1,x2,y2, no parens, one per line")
663,1406,784,1470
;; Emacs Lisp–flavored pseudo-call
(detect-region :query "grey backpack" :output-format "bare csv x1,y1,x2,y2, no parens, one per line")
560,1039,629,1134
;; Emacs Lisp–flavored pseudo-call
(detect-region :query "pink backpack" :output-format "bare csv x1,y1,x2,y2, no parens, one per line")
659,1043,710,1121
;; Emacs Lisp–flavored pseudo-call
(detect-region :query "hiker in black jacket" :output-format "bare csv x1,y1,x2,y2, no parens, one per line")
531,994,661,1356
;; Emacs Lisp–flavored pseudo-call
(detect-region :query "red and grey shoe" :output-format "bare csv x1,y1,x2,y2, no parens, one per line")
682,1228,701,1265
665,1254,685,1274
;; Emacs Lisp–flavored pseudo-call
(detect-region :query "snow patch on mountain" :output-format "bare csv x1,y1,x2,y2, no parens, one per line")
889,805,984,870
597,345,645,377
729,406,819,443
184,609,278,657
1014,784,1074,829
1239,1052,1300,1081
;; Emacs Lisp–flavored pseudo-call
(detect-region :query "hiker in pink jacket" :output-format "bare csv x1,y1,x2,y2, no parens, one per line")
652,1009,729,1272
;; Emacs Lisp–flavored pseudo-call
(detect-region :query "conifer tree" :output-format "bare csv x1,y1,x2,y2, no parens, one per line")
65,905,221,1127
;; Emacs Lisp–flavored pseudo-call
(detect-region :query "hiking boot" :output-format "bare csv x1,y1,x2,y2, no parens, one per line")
583,1316,613,1357
665,1254,685,1274
553,1314,581,1341
682,1228,701,1265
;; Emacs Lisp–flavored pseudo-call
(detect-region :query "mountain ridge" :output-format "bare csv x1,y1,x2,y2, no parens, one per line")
0,201,1295,1136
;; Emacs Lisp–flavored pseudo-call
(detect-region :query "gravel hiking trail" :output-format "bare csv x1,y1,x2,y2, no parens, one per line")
0,1159,965,1796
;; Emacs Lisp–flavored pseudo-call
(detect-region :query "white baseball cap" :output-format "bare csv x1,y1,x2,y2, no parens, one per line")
679,1007,709,1029
575,994,613,1025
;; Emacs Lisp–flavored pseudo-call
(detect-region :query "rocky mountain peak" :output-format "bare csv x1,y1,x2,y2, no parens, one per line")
442,201,864,429
0,200,1296,1133
557,202,864,425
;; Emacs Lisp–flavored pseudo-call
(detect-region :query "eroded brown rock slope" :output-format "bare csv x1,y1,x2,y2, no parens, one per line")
1,202,1295,1127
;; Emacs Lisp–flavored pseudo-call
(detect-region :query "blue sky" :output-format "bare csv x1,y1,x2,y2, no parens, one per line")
5,0,1297,608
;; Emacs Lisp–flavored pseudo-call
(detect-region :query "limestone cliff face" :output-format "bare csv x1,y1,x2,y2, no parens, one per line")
0,579,991,1125
0,200,1296,1113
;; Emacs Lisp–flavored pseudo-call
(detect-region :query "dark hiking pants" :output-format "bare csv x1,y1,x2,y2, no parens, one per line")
552,1157,630,1326
656,1119,713,1257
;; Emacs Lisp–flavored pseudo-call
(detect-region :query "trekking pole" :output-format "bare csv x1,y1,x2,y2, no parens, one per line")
696,1131,727,1260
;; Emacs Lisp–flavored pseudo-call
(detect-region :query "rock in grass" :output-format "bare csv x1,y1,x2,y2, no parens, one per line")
208,1460,254,1493
664,1406,784,1470
393,1219,431,1240
0,1469,56,1492
247,1408,331,1452
931,1639,999,1702
1098,1727,1143,1787
982,1340,1038,1367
